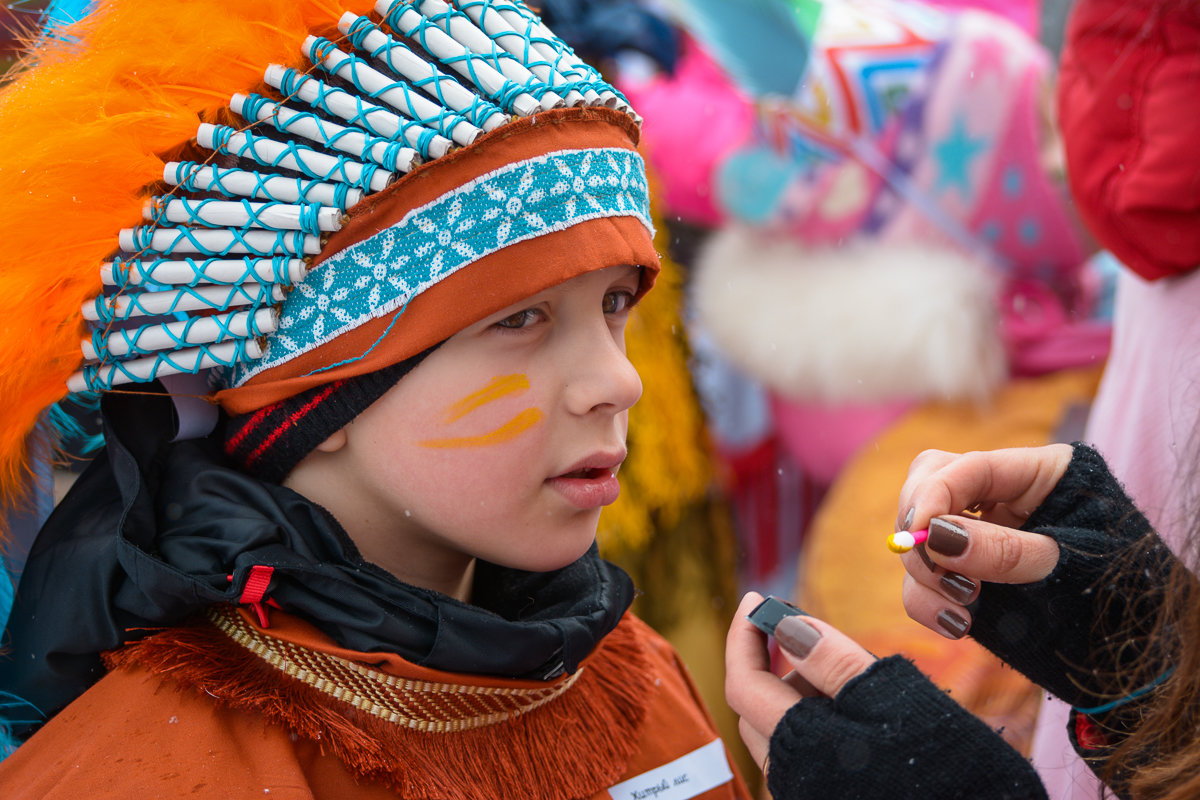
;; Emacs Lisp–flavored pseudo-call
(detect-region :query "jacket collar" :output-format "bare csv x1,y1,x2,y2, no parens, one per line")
1,387,633,736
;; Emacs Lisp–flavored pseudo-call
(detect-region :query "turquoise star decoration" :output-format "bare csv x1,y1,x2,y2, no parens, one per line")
933,113,988,199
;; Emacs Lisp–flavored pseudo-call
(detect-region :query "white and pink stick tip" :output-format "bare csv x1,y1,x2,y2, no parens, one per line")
886,529,929,554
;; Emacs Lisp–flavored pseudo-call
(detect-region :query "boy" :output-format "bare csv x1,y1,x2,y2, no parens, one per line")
0,1,749,797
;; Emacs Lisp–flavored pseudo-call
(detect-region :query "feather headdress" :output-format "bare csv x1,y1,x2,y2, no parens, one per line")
0,0,655,526
0,0,366,505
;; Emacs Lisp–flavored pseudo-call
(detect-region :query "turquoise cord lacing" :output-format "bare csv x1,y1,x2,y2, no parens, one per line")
207,124,382,193
74,0,648,393
170,161,356,209
110,256,299,288
273,67,446,160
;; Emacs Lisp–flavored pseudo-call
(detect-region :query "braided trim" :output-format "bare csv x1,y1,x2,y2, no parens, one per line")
207,606,583,732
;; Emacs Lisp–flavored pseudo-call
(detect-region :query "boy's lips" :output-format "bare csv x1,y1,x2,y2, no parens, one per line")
547,451,625,509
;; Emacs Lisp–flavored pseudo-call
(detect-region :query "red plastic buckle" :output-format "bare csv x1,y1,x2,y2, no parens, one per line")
237,565,275,628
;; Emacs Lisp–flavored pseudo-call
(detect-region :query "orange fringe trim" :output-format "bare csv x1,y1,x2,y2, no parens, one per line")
105,608,653,800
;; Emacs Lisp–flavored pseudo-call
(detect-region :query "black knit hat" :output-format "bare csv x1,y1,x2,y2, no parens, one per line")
223,344,439,483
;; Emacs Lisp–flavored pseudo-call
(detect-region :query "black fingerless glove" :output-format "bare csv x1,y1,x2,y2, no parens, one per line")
968,443,1181,710
767,655,1047,800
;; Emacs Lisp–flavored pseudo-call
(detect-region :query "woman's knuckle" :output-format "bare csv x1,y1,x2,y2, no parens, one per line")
912,449,951,470
993,531,1026,575
823,649,868,693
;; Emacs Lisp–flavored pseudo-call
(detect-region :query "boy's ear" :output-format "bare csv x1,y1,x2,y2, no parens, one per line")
314,428,348,454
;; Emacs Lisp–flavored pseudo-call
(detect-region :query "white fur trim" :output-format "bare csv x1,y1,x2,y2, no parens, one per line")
692,227,1007,404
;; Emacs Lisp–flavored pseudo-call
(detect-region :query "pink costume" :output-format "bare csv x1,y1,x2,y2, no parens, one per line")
1030,1,1200,795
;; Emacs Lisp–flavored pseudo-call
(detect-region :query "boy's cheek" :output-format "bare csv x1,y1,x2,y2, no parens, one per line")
417,406,545,450
416,375,546,452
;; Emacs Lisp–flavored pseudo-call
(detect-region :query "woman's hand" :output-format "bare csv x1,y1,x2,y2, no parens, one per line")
724,591,1051,799
894,445,1072,639
724,591,876,769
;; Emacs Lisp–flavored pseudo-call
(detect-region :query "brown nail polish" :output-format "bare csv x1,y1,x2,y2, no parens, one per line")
940,573,977,605
936,609,970,639
775,615,821,659
913,541,936,572
928,518,969,556
901,507,915,531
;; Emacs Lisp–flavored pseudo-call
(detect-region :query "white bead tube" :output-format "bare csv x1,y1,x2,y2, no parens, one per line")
231,93,419,174
305,37,484,148
415,0,566,110
143,195,344,233
264,65,454,160
102,258,308,288
67,340,265,393
118,226,322,257
82,284,285,322
462,1,601,105
196,123,391,194
453,1,586,105
493,2,619,108
81,308,279,361
163,162,363,209
337,14,513,130
373,2,543,117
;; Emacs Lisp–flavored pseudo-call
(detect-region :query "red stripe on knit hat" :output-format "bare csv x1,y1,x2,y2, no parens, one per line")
244,380,344,466
225,403,277,453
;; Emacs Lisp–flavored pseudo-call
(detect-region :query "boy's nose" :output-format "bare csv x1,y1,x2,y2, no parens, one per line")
562,328,643,417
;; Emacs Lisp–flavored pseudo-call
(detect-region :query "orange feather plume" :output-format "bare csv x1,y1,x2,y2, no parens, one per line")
0,0,376,530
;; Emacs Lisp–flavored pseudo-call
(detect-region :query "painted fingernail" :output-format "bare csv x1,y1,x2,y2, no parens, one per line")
936,609,970,639
914,542,936,572
928,518,969,556
901,507,915,530
775,615,821,659
940,572,977,605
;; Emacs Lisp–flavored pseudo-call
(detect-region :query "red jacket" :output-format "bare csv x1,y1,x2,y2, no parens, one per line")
1058,0,1200,280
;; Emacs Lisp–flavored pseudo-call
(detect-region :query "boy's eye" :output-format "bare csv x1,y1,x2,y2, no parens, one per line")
494,308,541,330
603,289,636,315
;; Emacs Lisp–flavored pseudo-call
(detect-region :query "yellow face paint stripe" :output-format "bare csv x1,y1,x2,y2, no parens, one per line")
441,374,530,424
419,407,544,449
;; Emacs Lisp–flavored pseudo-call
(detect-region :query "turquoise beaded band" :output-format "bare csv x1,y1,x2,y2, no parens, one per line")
232,144,652,386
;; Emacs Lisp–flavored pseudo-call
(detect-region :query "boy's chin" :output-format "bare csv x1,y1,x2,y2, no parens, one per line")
490,536,597,574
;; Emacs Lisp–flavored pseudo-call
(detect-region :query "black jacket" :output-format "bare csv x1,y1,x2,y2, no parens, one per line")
0,387,633,741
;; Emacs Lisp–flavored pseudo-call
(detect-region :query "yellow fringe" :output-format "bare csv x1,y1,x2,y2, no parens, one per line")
597,182,713,558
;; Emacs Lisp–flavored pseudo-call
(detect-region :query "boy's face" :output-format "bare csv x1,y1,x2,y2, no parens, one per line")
313,264,644,584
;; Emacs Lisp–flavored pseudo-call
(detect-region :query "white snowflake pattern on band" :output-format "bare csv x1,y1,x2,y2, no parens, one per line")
232,145,652,386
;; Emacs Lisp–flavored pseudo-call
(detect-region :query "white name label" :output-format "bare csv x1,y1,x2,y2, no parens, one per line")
607,739,734,800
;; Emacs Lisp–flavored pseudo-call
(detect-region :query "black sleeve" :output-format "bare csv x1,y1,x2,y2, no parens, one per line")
766,655,1047,800
967,443,1180,711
